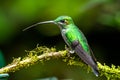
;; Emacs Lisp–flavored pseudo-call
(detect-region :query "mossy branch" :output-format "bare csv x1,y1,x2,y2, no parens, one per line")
0,46,120,80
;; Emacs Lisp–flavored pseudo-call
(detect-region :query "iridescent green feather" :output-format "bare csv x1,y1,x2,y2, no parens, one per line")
65,24,90,55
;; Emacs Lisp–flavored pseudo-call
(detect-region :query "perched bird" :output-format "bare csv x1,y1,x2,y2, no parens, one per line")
23,16,99,76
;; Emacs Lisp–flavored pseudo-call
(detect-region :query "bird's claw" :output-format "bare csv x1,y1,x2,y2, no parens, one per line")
69,50,75,54
65,46,75,57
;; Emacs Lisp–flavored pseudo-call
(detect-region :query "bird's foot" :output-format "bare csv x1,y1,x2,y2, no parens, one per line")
69,50,75,54
65,46,75,54
65,45,75,57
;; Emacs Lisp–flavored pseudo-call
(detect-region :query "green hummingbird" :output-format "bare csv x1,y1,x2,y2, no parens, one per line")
23,16,99,76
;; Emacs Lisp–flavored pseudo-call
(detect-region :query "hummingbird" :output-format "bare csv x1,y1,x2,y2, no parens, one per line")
23,16,99,76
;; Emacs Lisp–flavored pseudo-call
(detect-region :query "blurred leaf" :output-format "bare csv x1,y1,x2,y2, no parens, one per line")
0,50,9,80
35,77,58,80
0,73,9,80
0,50,5,67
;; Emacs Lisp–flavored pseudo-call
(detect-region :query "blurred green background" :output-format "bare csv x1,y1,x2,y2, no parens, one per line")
0,0,120,80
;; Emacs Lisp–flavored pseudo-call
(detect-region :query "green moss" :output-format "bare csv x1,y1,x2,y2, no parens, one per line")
98,62,120,80
0,46,120,80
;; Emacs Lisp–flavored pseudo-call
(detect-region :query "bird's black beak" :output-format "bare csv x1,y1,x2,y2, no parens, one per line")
23,21,55,31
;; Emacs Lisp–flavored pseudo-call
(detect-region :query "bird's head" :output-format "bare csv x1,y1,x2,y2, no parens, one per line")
54,16,74,29
23,16,74,31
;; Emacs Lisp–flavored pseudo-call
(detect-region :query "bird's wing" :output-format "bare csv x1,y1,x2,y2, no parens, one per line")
71,40,95,65
88,46,97,64
71,40,99,76
61,30,72,48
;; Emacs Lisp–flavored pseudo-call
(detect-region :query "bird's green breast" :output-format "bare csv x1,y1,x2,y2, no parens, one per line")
65,24,90,54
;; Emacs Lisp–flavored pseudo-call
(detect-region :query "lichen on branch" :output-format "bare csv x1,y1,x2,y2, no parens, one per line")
0,46,67,74
98,62,120,80
0,46,120,80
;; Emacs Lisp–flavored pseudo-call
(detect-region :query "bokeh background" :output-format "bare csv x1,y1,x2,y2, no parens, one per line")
0,0,120,80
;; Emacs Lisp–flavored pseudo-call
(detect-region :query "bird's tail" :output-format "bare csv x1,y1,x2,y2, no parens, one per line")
92,66,99,77
74,44,99,76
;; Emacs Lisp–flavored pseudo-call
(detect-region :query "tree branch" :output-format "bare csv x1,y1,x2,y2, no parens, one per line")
0,46,119,80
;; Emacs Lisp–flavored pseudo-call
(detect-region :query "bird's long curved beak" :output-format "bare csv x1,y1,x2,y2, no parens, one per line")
23,21,55,31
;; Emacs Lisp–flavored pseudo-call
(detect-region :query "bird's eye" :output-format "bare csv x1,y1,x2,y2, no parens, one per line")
60,20,65,23
59,19,69,25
